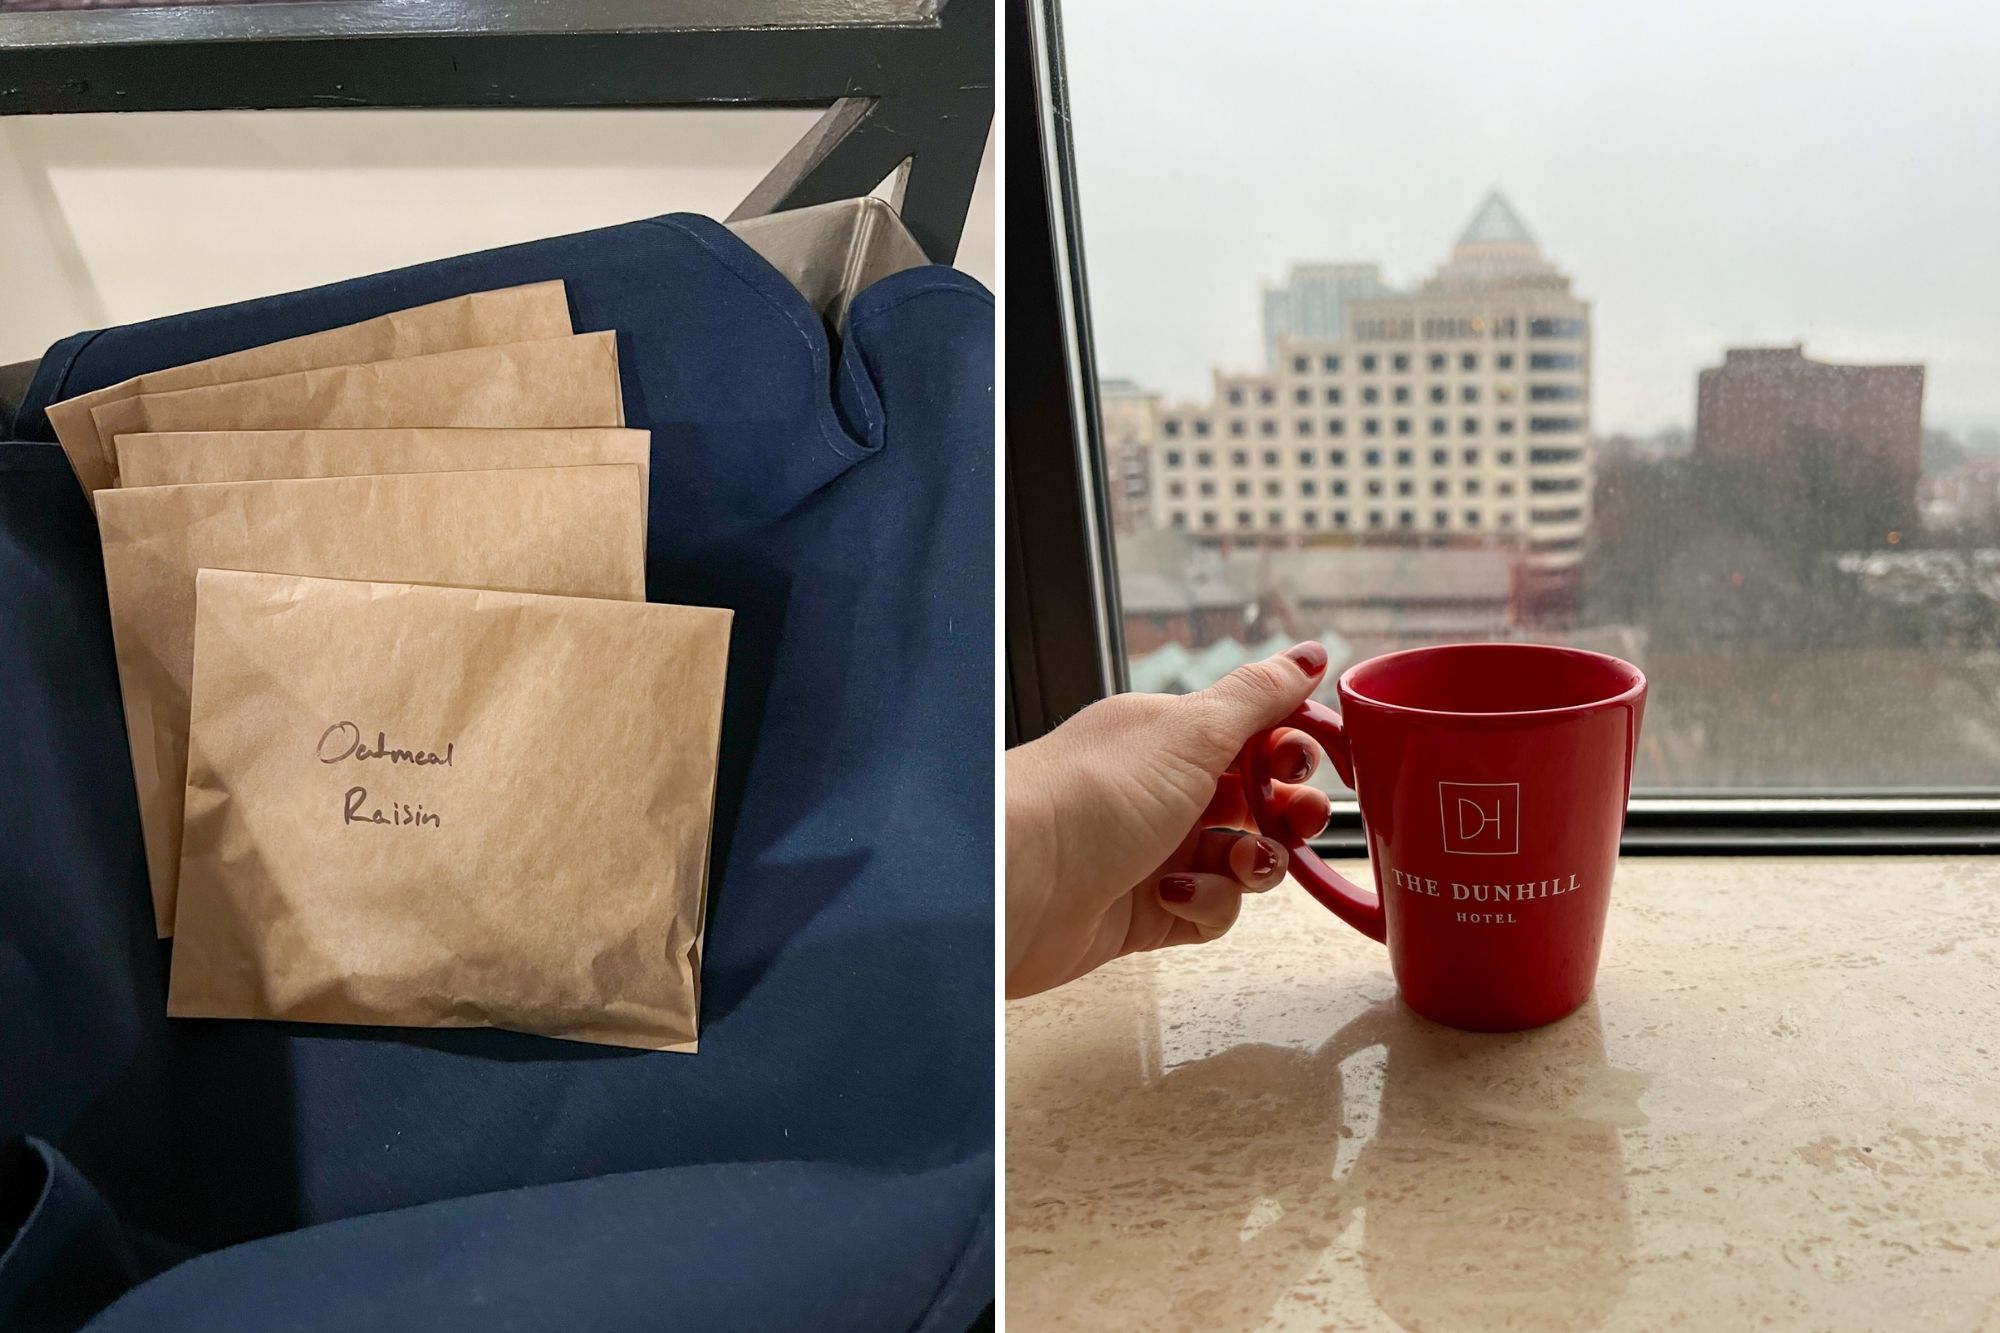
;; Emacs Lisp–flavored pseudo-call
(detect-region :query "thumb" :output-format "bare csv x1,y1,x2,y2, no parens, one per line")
1166,642,1330,775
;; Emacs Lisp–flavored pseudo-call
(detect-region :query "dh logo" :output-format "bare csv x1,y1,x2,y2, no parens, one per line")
1439,781,1520,855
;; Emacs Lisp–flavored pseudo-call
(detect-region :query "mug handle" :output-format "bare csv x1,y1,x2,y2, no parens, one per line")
1236,700,1387,943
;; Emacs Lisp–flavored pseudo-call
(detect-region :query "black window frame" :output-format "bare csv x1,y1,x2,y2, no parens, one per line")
1005,0,1999,852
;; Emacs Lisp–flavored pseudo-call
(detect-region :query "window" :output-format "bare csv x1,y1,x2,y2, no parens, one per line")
1330,449,1346,465
1292,355,1309,373
1333,509,1349,527
1397,480,1414,497
1301,479,1319,496
1261,419,1279,436
1332,480,1348,497
1231,450,1248,466
1237,510,1253,526
1194,450,1213,468
1170,511,1187,528
1298,448,1315,466
1258,387,1275,405
1431,478,1448,496
1529,317,1587,338
1398,510,1415,528
1262,449,1279,466
1367,479,1383,496
1164,450,1183,467
1267,511,1283,527
1234,480,1250,497
1294,386,1312,404
1193,419,1212,437
1049,0,2000,823
1198,480,1216,497
1167,481,1185,499
1162,418,1182,437
1462,448,1480,466
1434,509,1450,527
1394,386,1411,404
1395,449,1413,466
1201,511,1217,529
1431,449,1448,465
1303,509,1320,527
1264,480,1281,497
1394,418,1412,436
1362,386,1380,404
1227,388,1244,406
1327,418,1346,436
1229,420,1245,437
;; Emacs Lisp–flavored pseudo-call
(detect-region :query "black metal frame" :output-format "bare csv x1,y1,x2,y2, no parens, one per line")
0,0,992,264
1004,0,2000,854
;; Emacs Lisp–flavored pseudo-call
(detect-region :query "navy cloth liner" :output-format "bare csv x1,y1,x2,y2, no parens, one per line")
0,213,993,1331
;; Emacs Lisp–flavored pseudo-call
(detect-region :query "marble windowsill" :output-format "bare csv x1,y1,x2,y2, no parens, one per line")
1007,857,2000,1331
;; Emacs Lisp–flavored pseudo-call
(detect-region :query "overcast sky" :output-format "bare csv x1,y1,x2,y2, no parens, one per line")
1062,0,2000,437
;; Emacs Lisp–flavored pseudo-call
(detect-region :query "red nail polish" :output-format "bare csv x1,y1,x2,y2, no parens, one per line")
1248,838,1281,880
1158,876,1198,904
1281,749,1313,782
1284,642,1328,677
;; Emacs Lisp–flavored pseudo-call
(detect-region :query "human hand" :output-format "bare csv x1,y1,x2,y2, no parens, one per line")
1005,643,1334,998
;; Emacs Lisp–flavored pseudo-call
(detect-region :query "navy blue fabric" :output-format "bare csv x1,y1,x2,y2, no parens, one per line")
0,215,993,1330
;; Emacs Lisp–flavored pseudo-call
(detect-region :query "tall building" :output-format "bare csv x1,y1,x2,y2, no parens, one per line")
1261,263,1397,368
1147,191,1592,615
1097,378,1159,534
1694,346,1924,550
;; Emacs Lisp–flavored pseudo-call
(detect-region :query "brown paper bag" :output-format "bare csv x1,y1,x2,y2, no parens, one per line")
98,464,647,936
91,332,624,446
48,282,572,503
170,569,730,1052
113,427,652,495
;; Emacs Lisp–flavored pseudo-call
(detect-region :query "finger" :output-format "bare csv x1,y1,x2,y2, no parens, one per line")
1279,783,1332,840
1187,829,1288,890
1202,773,1327,836
1153,873,1247,943
1266,727,1322,785
1165,643,1331,774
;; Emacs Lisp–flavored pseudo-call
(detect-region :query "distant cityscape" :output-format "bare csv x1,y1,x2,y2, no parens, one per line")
1101,192,2000,788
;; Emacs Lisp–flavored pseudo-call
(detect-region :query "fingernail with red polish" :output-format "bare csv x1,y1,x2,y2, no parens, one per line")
1158,875,1198,904
1281,748,1313,782
1248,838,1282,880
1285,642,1328,678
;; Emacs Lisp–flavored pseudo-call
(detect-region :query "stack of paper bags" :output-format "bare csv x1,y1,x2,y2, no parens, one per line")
49,283,731,1052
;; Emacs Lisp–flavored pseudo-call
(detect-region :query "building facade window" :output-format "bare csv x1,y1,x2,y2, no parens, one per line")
1529,383,1584,401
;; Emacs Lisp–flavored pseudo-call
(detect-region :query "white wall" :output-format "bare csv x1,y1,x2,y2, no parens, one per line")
0,108,995,366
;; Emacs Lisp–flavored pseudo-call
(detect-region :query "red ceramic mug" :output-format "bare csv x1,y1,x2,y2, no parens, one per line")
1239,643,1646,1032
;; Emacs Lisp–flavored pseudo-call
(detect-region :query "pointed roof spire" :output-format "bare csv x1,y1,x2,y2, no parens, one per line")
1456,190,1536,248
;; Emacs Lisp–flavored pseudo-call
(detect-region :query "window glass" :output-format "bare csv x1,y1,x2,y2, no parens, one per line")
1070,0,2000,790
